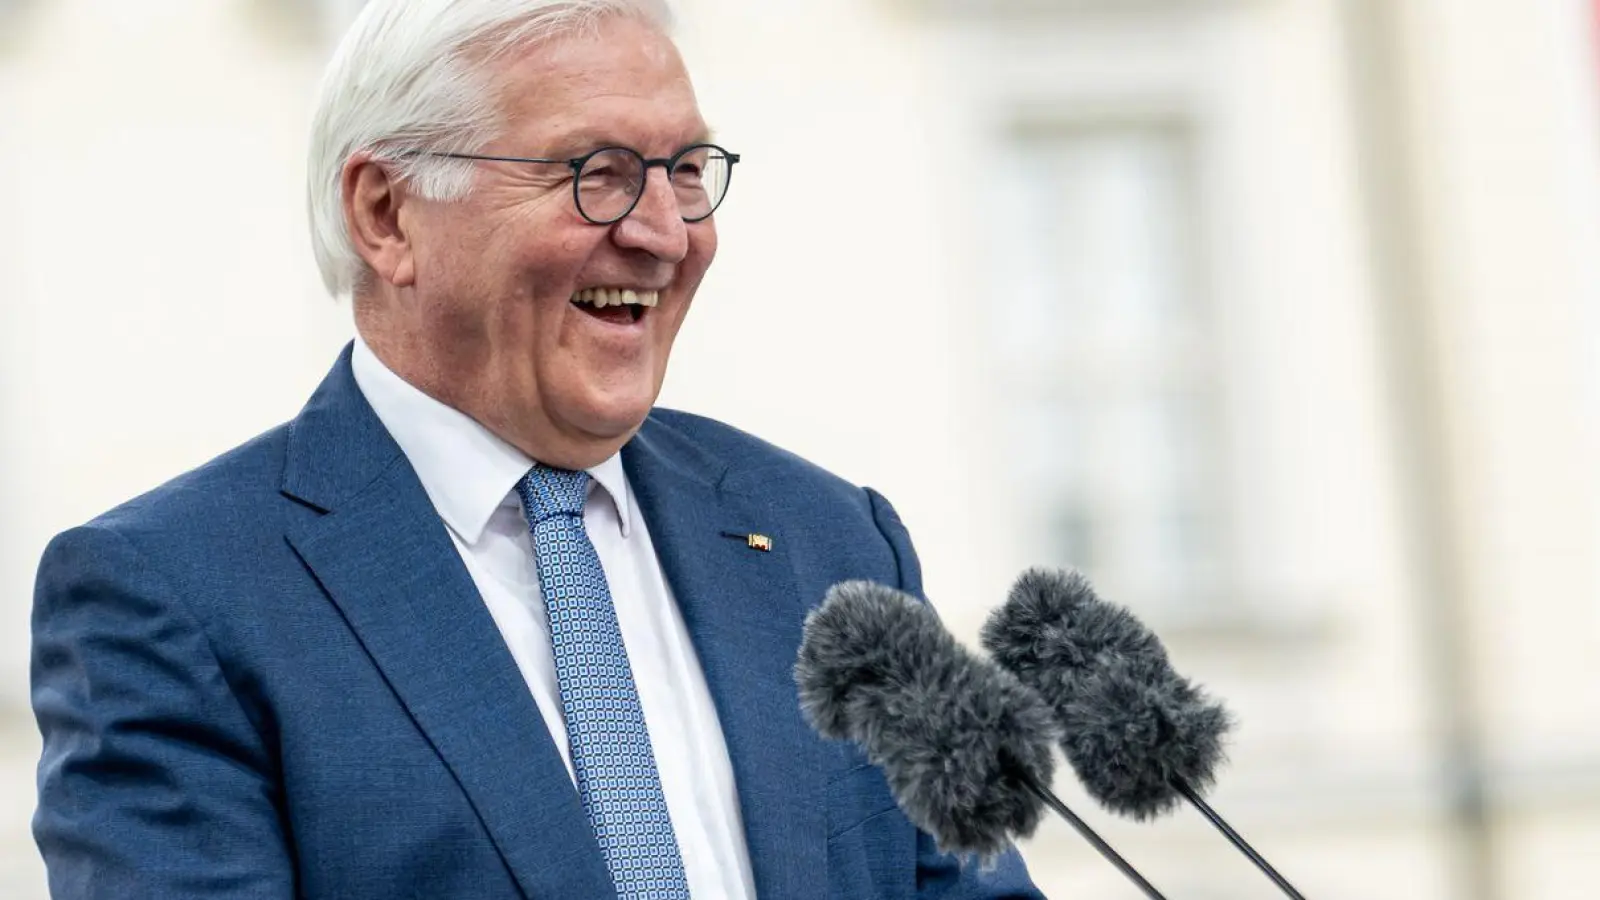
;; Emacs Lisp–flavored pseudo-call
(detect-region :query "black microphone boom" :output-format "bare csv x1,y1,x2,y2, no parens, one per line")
982,567,1308,900
795,581,1171,898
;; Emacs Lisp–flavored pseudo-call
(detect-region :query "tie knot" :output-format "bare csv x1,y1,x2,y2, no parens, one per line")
517,466,591,523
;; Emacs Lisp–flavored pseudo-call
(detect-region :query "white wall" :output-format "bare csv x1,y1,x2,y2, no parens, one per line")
1,0,354,710
1390,0,1600,759
1,7,348,892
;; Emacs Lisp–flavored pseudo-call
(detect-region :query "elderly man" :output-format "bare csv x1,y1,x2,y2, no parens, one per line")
31,2,1041,898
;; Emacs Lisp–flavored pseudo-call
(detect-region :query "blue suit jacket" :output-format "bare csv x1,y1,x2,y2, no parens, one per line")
32,348,1042,899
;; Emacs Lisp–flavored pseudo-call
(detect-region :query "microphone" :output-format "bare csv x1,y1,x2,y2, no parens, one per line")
980,567,1308,899
795,580,1171,898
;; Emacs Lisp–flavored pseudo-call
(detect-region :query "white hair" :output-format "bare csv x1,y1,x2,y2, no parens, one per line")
307,0,675,297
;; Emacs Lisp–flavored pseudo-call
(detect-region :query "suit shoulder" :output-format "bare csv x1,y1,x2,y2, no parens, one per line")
643,408,864,498
641,409,925,598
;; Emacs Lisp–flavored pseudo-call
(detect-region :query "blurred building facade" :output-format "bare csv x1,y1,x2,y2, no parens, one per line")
2,0,1598,897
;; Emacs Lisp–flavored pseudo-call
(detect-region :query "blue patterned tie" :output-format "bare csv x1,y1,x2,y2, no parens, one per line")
516,466,690,900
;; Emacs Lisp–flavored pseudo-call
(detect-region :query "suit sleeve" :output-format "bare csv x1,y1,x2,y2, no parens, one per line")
31,525,295,899
864,489,1047,900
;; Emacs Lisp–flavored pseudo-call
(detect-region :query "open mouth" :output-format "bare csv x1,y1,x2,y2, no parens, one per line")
570,287,659,324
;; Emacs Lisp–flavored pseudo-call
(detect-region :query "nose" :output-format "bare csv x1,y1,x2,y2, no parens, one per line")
612,168,690,263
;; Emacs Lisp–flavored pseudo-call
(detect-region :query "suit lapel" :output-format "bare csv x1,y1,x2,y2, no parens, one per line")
624,423,828,899
281,348,613,898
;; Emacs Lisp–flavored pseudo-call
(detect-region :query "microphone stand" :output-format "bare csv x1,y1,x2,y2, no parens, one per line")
1019,775,1169,900
1170,777,1307,899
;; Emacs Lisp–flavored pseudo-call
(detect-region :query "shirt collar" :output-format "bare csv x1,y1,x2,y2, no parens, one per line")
350,336,633,544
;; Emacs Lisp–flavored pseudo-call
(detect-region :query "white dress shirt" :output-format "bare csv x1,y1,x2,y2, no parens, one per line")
351,338,757,899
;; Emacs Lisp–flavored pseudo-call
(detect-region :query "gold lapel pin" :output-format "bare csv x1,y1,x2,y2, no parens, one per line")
722,531,774,552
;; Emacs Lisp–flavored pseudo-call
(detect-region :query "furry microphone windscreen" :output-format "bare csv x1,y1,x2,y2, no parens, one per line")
979,567,1233,821
794,580,1060,863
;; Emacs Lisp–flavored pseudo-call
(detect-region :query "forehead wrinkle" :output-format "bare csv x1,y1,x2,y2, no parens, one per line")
484,28,702,156
514,18,684,85
506,82,707,157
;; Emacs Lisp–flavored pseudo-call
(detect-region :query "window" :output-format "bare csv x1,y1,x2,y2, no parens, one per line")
991,119,1231,616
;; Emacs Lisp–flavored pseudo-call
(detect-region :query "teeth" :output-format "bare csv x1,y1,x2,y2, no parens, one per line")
571,288,661,309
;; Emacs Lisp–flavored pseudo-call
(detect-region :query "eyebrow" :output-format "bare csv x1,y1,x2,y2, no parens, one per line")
544,126,718,157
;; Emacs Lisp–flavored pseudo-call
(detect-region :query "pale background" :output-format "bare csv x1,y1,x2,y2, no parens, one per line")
3,0,1600,897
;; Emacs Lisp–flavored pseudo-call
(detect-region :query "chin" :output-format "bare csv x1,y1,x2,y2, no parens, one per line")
569,391,659,442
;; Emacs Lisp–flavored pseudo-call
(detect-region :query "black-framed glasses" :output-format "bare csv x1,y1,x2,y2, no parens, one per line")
413,143,739,225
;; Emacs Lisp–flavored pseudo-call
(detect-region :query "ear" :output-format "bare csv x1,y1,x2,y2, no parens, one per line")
342,152,417,288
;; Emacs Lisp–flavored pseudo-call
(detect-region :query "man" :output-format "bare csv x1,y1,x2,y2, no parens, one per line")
31,1,1043,897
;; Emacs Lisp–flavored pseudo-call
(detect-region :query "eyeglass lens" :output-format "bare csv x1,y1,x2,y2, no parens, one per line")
575,146,733,224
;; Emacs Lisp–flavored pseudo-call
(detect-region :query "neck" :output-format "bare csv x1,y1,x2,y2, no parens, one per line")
354,300,630,471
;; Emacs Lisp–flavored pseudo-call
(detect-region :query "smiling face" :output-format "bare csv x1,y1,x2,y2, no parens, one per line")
350,16,716,469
